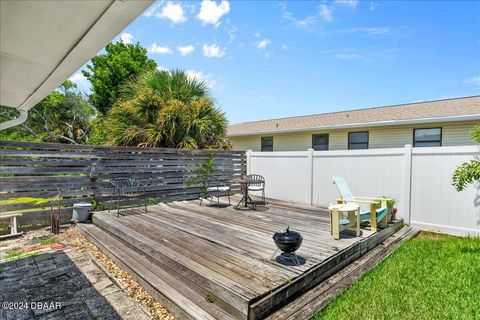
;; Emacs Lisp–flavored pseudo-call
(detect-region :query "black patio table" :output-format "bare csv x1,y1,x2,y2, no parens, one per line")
231,178,264,210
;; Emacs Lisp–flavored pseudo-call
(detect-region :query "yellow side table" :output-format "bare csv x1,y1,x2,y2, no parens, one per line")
328,203,361,240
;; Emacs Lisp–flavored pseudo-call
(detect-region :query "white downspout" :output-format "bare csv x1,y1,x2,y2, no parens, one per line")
0,109,28,130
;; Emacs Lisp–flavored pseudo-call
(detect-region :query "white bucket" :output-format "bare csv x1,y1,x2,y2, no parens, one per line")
72,203,92,222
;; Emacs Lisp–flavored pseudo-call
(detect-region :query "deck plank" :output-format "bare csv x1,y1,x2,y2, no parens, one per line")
148,203,326,269
170,202,344,253
121,213,287,290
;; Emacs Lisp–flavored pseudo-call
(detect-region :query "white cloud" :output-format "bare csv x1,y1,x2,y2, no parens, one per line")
227,23,238,44
334,0,359,8
68,72,90,92
281,3,316,28
256,39,271,49
120,32,133,44
143,2,162,17
69,72,87,83
344,27,391,35
177,45,195,56
156,65,169,72
202,43,225,58
157,2,187,24
148,42,173,55
466,76,480,86
255,93,267,102
186,70,216,88
369,2,378,11
328,47,400,61
319,5,333,22
254,32,261,38
197,0,230,27
282,44,289,50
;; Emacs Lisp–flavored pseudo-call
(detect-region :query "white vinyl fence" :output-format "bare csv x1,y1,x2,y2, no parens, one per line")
248,145,480,236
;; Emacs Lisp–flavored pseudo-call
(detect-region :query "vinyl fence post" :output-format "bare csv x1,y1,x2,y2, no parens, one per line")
246,150,252,175
307,148,314,205
402,144,413,225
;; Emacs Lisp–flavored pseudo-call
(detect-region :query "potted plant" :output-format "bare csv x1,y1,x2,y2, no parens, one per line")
386,198,398,221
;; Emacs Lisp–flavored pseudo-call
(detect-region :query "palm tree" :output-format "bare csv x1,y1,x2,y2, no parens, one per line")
106,69,230,149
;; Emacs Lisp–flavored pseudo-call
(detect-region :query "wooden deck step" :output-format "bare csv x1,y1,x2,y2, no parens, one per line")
265,225,419,320
91,212,251,318
77,223,244,320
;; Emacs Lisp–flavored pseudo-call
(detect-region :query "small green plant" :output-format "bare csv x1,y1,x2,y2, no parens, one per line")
38,236,57,245
4,250,39,262
381,197,397,208
5,250,22,260
148,198,158,206
187,158,215,199
91,197,105,211
0,268,5,273
205,292,215,303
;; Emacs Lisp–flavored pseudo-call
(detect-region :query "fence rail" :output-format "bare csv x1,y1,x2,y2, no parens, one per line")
0,140,246,233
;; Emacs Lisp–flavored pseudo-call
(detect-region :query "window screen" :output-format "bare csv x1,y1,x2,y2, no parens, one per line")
413,128,442,147
261,137,273,151
348,132,369,149
312,134,329,150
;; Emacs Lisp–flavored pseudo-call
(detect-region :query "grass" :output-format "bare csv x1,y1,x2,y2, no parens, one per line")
5,250,23,260
38,236,58,245
205,292,215,303
313,232,480,320
3,250,39,262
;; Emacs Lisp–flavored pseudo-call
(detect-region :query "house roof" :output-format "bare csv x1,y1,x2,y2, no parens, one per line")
227,96,480,137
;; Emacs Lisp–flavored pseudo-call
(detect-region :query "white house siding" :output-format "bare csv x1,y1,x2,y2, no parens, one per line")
229,121,477,151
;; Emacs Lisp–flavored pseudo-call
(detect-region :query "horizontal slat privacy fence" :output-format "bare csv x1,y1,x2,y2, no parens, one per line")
0,140,246,233
248,145,480,236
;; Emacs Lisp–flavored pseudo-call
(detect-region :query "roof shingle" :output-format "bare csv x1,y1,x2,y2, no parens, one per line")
227,96,480,136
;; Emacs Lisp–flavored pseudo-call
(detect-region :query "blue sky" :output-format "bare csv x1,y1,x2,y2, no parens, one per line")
70,0,480,124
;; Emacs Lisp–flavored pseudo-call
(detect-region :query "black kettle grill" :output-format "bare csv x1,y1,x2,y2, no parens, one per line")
272,227,305,266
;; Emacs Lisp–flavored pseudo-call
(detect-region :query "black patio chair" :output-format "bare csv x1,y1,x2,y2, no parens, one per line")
109,177,148,217
245,174,266,205
201,176,231,207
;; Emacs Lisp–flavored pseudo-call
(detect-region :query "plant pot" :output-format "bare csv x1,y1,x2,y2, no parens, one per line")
391,207,397,220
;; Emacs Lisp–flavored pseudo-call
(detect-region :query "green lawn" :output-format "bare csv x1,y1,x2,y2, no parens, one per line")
313,232,480,320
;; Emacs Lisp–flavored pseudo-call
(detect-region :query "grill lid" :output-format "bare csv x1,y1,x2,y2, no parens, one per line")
273,226,303,243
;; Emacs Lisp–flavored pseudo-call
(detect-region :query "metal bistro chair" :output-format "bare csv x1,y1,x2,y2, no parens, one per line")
245,174,266,205
110,177,148,217
203,176,231,206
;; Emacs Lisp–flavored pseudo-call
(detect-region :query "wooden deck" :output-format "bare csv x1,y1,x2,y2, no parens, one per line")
78,196,404,320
